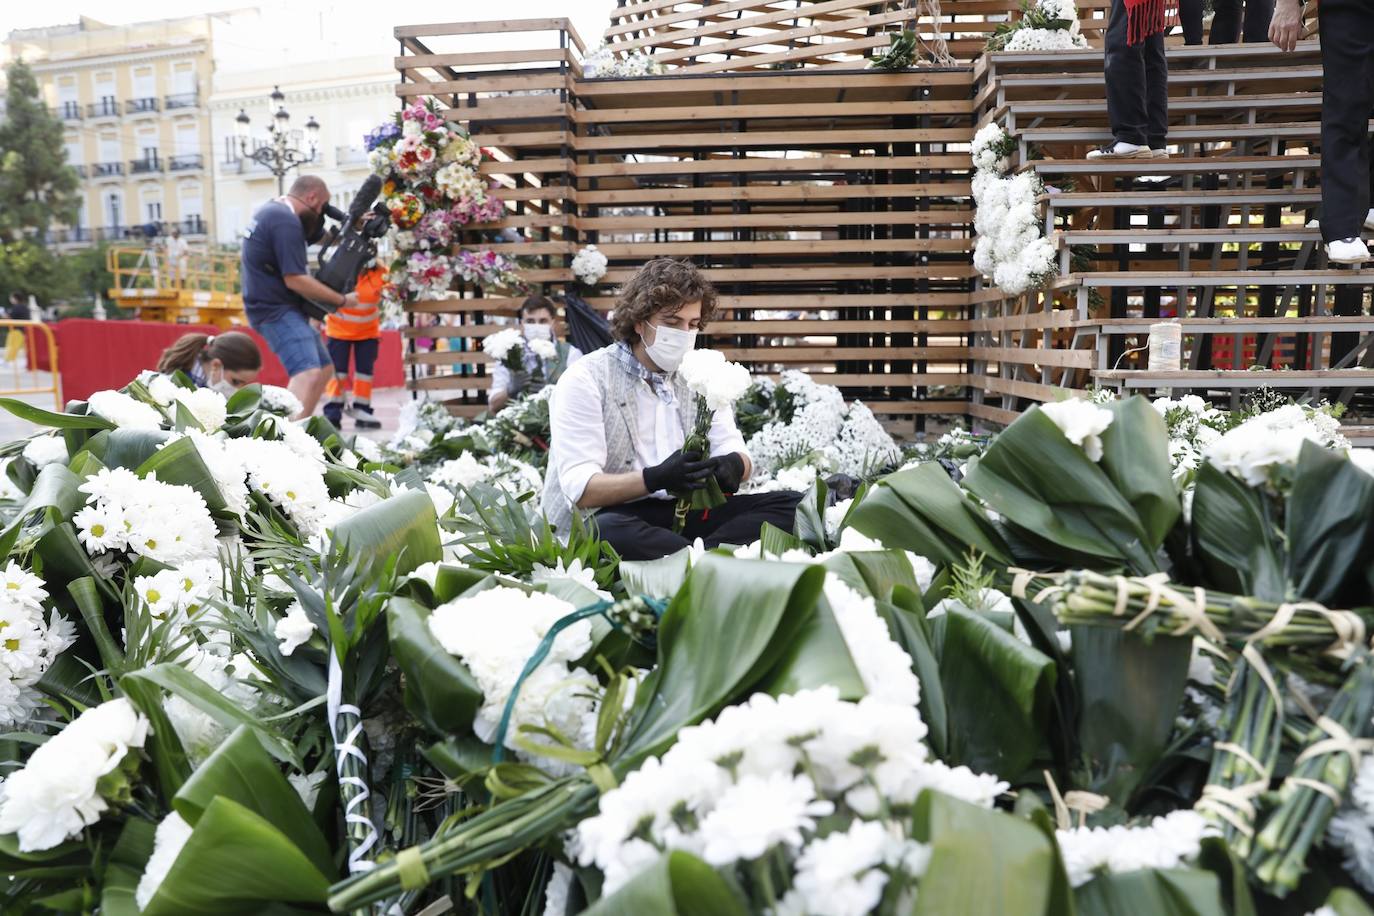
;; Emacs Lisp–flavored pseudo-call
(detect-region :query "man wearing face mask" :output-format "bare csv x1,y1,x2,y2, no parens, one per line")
240,174,357,419
489,294,584,412
542,259,802,560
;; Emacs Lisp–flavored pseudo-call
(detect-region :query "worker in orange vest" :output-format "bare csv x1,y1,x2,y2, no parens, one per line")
323,265,384,430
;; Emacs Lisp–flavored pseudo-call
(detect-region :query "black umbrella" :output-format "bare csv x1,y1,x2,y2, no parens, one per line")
560,289,614,354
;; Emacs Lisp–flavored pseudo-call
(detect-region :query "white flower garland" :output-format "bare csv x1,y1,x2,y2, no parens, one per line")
571,244,608,285
970,122,1057,295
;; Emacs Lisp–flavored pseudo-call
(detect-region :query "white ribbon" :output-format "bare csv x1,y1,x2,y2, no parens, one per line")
328,653,379,874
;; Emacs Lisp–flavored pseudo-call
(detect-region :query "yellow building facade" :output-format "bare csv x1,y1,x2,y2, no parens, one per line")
4,16,216,248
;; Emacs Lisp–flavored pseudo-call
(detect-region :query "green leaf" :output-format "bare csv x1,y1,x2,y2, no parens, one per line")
0,462,82,556
757,592,865,700
136,435,228,514
940,607,1055,779
823,549,917,601
617,556,825,767
105,428,172,471
581,850,748,916
1097,396,1181,549
121,663,296,763
1286,441,1374,605
618,549,691,600
0,397,114,429
1323,887,1374,916
848,462,1010,567
1071,627,1191,803
759,521,808,557
119,669,191,802
387,596,484,736
882,589,948,758
795,476,829,550
1190,463,1283,600
912,790,1059,916
963,407,1158,574
332,489,441,578
139,797,331,916
174,727,335,879
99,818,156,916
1075,868,1228,916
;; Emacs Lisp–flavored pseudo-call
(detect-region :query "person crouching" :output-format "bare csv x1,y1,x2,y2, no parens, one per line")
542,259,801,560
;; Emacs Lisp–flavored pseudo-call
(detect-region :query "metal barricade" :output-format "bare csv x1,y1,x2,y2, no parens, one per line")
0,320,62,411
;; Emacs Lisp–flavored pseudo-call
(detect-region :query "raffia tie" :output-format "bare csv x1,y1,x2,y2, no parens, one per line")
1282,716,1374,805
1118,573,1226,645
1043,769,1110,830
1248,600,1367,658
1009,568,1068,607
1196,739,1271,837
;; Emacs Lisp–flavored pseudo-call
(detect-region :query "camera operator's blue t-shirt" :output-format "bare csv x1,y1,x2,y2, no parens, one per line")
240,199,308,323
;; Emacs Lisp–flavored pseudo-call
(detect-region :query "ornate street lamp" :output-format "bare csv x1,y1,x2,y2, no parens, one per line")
233,85,321,195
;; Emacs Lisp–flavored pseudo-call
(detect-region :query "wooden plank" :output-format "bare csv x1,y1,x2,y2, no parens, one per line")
967,401,1021,426
975,374,1084,401
395,18,573,38
578,154,973,177
971,347,1095,369
466,238,975,256
577,100,973,124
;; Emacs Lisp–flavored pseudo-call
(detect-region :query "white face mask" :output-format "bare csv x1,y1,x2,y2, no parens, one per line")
643,323,697,373
208,367,238,399
523,323,553,341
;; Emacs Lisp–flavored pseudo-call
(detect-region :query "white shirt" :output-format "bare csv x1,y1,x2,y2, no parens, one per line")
491,339,582,394
549,352,748,504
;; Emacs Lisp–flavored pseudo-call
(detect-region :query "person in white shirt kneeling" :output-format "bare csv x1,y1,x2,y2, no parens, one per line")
542,259,802,560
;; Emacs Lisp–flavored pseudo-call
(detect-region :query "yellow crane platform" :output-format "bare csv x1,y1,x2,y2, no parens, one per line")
106,244,247,330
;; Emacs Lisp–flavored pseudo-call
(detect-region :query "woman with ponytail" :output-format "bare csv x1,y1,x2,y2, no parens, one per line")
156,331,263,396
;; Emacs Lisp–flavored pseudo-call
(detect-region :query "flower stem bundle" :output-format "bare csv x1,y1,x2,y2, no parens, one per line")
673,394,724,534
1248,660,1374,896
1196,654,1283,859
1013,569,1369,658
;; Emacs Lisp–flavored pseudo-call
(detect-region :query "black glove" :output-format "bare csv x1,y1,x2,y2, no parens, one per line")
508,370,529,396
712,453,747,494
643,449,715,495
526,375,547,395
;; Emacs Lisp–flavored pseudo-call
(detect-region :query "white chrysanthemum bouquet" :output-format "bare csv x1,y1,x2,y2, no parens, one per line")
482,327,527,372
987,0,1089,51
571,244,608,285
970,121,1057,295
673,349,752,532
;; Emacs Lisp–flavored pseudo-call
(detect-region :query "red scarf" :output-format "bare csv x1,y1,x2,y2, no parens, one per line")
1125,0,1179,45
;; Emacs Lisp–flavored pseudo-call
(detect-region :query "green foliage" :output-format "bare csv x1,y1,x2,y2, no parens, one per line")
582,850,748,916
0,60,80,242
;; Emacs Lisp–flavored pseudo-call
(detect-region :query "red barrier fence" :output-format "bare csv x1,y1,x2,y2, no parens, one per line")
43,319,404,404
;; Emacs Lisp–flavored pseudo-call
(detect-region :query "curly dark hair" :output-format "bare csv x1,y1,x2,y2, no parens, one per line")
610,259,717,346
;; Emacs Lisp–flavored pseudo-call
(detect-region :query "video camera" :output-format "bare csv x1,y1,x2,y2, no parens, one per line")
303,173,390,320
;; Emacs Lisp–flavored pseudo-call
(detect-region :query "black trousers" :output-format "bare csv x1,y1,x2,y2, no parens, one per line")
323,336,379,424
593,490,804,561
1209,0,1274,44
1318,0,1374,242
1104,0,1169,147
1178,0,1204,44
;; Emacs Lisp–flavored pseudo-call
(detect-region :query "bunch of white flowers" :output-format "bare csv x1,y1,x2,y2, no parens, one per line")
144,375,229,433
224,437,332,535
582,44,664,78
0,697,150,851
529,337,559,362
0,563,74,729
163,428,251,519
1203,404,1349,489
1003,26,1089,50
429,452,543,497
1153,395,1225,482
1327,757,1374,893
20,434,67,468
744,371,899,487
1040,398,1114,462
972,165,1056,296
573,684,1007,899
427,587,598,770
1056,810,1218,888
678,349,753,413
135,811,194,910
571,244,608,285
163,650,260,762
88,389,164,430
434,161,485,201
72,467,220,565
259,385,304,417
482,327,527,369
971,122,1014,174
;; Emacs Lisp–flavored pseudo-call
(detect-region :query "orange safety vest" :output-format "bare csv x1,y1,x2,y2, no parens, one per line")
325,267,383,340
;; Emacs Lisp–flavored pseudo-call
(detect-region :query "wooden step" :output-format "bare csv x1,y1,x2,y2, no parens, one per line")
1030,155,1320,177
1059,227,1323,245
999,92,1321,124
992,64,1323,89
1056,269,1374,288
1093,369,1374,389
1045,187,1321,209
1082,316,1374,334
1020,120,1355,144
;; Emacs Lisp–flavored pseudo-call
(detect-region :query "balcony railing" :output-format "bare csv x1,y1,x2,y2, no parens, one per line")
130,156,163,175
168,153,204,172
91,161,125,177
126,97,160,115
70,164,87,178
336,145,369,165
87,99,120,119
164,92,199,110
53,102,82,121
175,216,207,236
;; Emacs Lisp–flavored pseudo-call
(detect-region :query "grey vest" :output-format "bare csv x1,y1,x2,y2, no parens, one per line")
542,345,697,533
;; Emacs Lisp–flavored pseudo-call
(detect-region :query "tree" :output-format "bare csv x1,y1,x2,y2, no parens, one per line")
0,59,80,243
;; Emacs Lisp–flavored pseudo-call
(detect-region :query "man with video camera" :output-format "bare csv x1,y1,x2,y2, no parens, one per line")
240,175,358,419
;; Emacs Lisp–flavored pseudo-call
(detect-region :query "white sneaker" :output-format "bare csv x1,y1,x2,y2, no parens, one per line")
1151,148,1171,159
1086,141,1152,160
1326,237,1371,265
